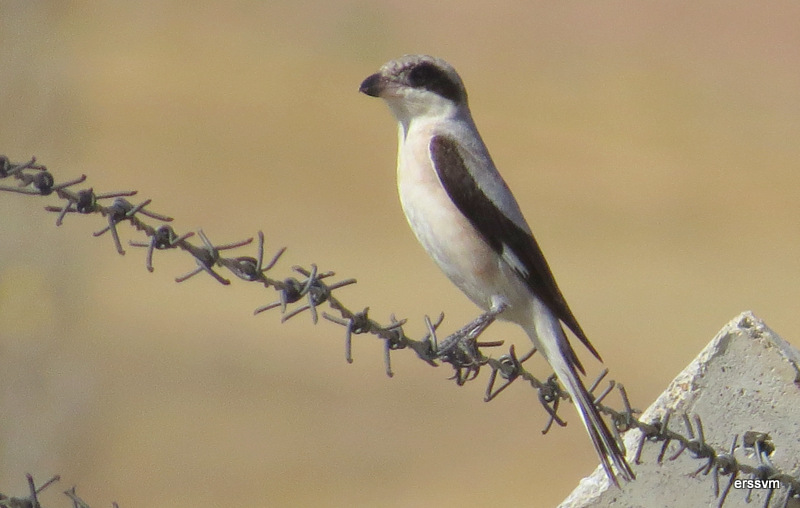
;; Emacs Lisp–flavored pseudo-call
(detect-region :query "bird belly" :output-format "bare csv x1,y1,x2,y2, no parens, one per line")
396,138,533,321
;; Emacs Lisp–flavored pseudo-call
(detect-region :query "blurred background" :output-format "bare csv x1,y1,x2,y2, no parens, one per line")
1,1,799,506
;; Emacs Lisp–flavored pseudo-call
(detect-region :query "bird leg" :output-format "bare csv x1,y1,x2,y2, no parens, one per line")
438,301,508,352
433,302,507,383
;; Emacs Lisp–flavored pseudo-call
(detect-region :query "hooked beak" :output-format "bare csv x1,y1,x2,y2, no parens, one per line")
359,72,384,97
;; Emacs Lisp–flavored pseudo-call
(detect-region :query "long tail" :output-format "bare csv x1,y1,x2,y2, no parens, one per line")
527,307,635,486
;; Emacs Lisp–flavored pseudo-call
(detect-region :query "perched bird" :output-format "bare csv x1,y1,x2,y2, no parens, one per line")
359,54,634,485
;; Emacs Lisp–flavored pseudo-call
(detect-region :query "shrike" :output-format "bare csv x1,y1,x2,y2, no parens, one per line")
359,54,634,485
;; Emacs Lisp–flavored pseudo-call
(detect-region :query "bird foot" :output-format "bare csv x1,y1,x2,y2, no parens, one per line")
439,302,507,350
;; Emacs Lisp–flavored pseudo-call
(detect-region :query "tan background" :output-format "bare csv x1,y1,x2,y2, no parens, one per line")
1,2,799,507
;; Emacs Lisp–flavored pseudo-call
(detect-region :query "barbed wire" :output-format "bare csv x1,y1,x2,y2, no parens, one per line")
0,474,117,508
1,154,798,508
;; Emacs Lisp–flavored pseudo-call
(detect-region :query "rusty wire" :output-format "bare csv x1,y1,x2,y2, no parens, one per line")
1,154,799,508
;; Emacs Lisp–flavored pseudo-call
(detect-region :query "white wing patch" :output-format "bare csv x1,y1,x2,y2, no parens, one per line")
501,243,529,279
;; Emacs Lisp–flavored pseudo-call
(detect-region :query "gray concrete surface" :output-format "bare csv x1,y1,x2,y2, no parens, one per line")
559,311,800,508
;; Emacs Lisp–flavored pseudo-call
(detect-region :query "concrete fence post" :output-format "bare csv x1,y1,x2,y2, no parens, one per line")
560,311,800,508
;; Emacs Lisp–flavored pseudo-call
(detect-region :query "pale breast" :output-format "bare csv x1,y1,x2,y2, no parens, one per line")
395,123,511,310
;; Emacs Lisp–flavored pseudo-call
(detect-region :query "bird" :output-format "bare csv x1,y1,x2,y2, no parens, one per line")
359,54,634,486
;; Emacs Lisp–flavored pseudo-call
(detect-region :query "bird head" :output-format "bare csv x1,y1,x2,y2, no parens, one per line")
359,55,468,126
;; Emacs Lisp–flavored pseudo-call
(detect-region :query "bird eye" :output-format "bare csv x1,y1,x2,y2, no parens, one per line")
407,63,438,88
403,61,463,103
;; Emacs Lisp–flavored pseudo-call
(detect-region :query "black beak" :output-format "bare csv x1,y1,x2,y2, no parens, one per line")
359,73,384,97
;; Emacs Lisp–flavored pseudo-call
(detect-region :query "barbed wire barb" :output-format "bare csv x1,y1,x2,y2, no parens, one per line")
129,225,195,272
174,229,251,284
321,307,372,363
92,198,173,255
0,473,60,508
715,434,739,506
64,485,119,508
45,189,139,226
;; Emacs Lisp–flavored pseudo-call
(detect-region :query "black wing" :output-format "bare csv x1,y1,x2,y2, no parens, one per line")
429,135,601,372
